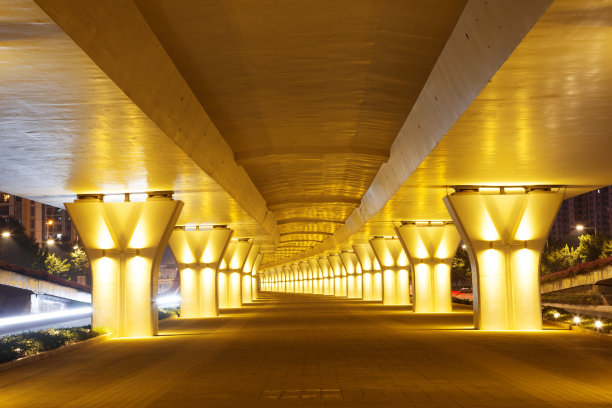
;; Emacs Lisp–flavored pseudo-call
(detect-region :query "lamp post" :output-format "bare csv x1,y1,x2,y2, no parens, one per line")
45,219,55,246
576,224,597,235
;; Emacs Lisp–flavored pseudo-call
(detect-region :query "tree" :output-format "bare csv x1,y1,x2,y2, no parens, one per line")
45,253,70,279
541,244,576,275
574,233,605,263
0,217,43,269
540,233,612,275
451,246,471,284
69,247,90,280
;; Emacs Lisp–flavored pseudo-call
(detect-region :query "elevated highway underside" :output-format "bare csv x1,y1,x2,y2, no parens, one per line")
2,0,612,337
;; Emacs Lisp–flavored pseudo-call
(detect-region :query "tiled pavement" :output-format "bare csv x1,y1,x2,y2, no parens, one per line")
1,292,611,407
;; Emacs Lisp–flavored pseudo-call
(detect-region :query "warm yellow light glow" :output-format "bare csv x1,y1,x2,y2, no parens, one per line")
434,263,452,312
553,312,560,319
46,238,55,245
1,232,10,238
95,227,115,250
504,187,525,194
46,219,54,225
397,269,410,304
576,224,584,231
595,320,603,329
414,237,429,259
201,267,217,316
481,214,500,242
414,263,432,312
573,316,581,324
383,269,395,305
94,257,116,285
397,251,409,267
229,272,241,308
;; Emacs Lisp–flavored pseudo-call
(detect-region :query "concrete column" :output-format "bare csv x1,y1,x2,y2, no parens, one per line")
299,261,313,293
275,266,284,292
396,222,460,313
308,258,323,294
317,257,334,295
444,187,563,330
218,238,252,309
370,237,410,306
340,251,362,299
329,254,347,297
251,253,263,300
242,245,260,303
281,265,292,293
169,225,232,319
66,193,183,338
290,263,302,293
353,244,382,301
272,268,279,292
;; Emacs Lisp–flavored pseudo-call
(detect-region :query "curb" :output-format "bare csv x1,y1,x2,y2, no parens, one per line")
544,319,612,342
0,333,111,372
570,325,612,342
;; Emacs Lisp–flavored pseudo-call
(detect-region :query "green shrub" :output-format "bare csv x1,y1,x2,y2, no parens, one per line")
0,327,102,364
158,307,179,320
451,297,473,305
542,305,612,334
541,293,604,305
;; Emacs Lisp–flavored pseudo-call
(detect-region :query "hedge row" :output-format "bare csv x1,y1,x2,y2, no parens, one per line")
0,260,90,292
0,327,106,364
540,255,612,283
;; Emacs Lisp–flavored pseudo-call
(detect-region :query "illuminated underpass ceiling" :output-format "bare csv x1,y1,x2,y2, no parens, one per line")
3,0,611,268
280,0,612,260
134,0,467,263
0,0,274,248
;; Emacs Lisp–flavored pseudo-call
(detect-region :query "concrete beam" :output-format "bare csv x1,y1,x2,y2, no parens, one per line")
35,0,279,245
264,0,552,267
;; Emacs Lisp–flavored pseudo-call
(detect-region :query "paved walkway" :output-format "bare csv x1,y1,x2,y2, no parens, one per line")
1,293,611,407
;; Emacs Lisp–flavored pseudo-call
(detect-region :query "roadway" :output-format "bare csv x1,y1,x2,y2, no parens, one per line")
0,293,611,407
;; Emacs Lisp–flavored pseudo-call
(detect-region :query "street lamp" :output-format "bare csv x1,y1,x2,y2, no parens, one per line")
1,231,10,238
576,224,597,235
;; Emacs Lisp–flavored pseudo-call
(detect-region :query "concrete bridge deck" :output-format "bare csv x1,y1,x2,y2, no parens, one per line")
1,293,611,407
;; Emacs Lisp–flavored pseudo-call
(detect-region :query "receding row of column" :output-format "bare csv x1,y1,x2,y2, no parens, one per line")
260,224,459,313
66,193,264,338
261,187,564,331
66,186,563,336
